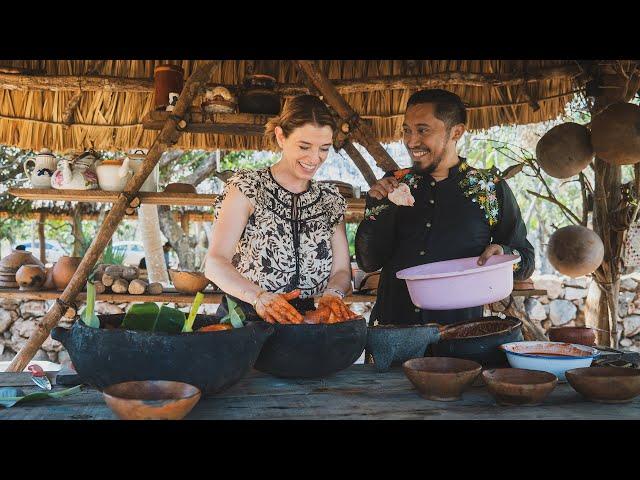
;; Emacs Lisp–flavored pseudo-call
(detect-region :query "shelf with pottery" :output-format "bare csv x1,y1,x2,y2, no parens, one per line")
7,188,367,214
141,110,275,136
0,287,378,305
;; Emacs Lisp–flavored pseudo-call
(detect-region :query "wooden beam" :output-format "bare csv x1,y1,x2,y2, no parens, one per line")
0,64,584,95
6,61,221,373
62,91,83,127
341,141,378,187
296,60,399,173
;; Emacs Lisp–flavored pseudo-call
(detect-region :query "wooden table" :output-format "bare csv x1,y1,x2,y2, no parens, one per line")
1,364,638,420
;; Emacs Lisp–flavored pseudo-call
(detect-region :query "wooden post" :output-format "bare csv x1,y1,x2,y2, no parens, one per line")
341,140,378,187
296,60,399,173
6,61,221,373
586,63,629,348
181,214,190,235
38,212,46,264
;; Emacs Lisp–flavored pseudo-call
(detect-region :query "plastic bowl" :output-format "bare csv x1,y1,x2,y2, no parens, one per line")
396,255,521,310
500,341,599,382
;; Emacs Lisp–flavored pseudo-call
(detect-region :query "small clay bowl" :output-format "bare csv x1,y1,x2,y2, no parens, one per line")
164,183,197,194
482,368,558,406
102,380,201,420
15,264,46,291
402,357,482,401
548,327,597,346
169,270,211,294
565,367,640,404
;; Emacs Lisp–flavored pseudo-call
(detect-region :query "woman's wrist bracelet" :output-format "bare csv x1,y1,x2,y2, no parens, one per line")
252,289,266,309
324,288,345,299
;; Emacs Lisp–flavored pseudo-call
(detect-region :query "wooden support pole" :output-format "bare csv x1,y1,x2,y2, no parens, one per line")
586,63,629,348
296,60,399,173
6,61,220,373
341,140,378,187
38,212,46,264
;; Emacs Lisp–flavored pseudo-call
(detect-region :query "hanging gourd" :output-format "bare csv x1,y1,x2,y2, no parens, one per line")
535,122,593,179
547,225,605,278
591,102,640,165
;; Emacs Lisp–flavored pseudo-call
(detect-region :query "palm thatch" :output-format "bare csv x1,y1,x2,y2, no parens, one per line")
0,60,589,152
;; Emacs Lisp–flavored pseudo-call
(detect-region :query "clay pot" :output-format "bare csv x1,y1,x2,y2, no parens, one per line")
591,102,640,165
566,367,640,404
238,74,281,115
547,225,604,278
548,326,597,346
52,256,83,290
168,270,211,294
0,249,44,272
164,183,197,194
482,368,558,406
42,266,56,290
153,64,184,110
15,264,46,291
535,122,593,179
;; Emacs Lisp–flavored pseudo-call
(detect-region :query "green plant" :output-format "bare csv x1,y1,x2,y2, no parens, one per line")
80,277,99,328
101,243,127,265
219,297,245,328
122,302,186,333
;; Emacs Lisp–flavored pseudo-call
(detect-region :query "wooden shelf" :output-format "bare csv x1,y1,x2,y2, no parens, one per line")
0,287,377,305
8,188,367,217
142,110,275,136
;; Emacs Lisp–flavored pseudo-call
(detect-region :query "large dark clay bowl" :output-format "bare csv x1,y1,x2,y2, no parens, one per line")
430,316,523,367
51,314,273,396
254,318,367,378
566,367,640,403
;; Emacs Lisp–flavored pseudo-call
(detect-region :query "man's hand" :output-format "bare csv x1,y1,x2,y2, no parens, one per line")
368,177,400,200
477,244,504,266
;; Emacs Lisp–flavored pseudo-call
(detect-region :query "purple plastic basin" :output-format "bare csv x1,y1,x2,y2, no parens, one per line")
396,254,521,310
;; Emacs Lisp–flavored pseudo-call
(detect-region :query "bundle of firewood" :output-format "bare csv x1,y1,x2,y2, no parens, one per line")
93,264,163,295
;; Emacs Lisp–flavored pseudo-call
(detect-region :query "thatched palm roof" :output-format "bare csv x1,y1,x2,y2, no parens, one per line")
0,60,586,152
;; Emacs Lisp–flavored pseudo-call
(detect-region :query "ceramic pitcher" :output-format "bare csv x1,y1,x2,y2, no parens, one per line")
96,157,133,192
24,148,58,188
51,151,99,190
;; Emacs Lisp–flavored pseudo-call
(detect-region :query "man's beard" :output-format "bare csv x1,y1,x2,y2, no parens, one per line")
411,150,444,175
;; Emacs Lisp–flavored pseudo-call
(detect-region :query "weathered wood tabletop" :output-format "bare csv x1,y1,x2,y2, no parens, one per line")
1,364,639,420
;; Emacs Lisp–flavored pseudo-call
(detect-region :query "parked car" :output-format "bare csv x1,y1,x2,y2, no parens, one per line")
112,241,146,267
14,240,66,264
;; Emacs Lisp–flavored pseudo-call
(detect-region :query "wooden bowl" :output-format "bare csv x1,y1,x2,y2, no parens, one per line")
565,367,640,404
169,269,211,294
102,380,201,420
548,327,597,346
482,368,558,406
402,357,482,401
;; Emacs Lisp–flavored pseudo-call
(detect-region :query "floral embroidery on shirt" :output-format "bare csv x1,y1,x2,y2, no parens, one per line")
459,161,502,227
364,204,390,220
393,168,421,190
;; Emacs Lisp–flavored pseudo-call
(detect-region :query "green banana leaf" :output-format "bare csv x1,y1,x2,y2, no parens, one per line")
122,303,160,331
0,385,82,408
156,305,185,334
122,302,186,334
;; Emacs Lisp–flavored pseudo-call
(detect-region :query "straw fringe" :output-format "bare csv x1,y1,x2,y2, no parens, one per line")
0,60,583,152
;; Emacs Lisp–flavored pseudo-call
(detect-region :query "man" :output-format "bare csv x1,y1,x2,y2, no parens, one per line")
355,89,534,326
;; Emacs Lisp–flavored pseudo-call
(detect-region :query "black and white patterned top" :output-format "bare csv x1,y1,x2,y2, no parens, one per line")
213,167,347,299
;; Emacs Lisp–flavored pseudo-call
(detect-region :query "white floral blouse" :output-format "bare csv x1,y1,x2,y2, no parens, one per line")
213,167,347,299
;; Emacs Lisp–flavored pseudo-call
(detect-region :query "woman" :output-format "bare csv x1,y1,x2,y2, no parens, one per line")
205,95,354,324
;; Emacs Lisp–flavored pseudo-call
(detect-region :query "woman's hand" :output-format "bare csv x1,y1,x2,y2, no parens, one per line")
318,293,358,322
477,244,504,266
255,289,304,324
